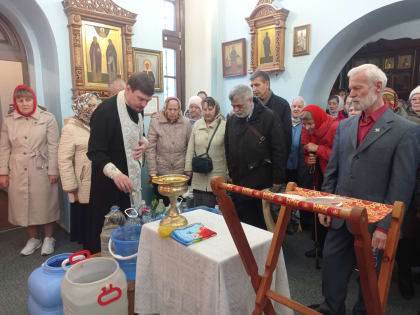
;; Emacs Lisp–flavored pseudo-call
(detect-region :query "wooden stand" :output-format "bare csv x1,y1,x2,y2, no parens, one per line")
211,177,404,315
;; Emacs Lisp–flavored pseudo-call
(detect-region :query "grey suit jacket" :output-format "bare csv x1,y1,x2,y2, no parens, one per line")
322,108,420,231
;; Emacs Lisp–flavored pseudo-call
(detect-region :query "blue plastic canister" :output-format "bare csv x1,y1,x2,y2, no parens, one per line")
27,253,71,315
109,225,141,280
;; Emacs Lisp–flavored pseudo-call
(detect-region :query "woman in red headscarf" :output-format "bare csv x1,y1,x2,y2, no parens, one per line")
300,104,339,258
0,85,60,256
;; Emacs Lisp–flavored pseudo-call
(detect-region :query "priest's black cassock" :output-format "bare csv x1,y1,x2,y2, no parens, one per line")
87,94,139,253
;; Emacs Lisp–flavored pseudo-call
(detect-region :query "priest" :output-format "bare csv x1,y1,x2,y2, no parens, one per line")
87,72,154,253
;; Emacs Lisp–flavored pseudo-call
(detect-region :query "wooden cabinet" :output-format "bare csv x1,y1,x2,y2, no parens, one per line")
337,38,420,100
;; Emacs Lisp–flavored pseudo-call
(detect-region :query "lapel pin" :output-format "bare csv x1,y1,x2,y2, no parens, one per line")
374,128,380,132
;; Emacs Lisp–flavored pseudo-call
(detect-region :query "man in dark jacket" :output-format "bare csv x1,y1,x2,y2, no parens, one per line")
225,84,287,229
250,70,292,160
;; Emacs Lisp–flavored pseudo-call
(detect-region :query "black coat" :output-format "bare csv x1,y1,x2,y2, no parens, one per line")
225,98,287,191
265,92,292,159
87,95,132,252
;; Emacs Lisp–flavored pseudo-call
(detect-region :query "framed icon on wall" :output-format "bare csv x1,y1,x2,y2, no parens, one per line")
222,38,246,77
398,55,412,69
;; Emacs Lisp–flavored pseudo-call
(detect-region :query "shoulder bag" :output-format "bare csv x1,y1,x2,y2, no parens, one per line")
192,119,222,173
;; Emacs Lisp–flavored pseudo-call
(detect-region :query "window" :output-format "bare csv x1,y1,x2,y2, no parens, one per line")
162,0,185,109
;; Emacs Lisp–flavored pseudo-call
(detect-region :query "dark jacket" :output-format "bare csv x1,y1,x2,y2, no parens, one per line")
322,109,420,232
87,95,131,252
225,98,287,191
265,92,292,159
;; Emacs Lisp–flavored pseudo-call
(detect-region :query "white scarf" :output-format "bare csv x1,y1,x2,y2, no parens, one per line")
116,90,143,207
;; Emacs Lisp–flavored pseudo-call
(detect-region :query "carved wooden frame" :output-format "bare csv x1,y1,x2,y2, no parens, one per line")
246,0,289,74
62,0,137,98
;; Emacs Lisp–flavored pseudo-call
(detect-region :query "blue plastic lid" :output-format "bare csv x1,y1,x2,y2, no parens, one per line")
110,205,120,211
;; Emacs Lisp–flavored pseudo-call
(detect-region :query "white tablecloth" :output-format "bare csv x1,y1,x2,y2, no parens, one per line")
134,209,292,315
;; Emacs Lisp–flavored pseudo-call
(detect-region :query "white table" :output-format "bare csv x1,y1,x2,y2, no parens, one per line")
134,209,292,315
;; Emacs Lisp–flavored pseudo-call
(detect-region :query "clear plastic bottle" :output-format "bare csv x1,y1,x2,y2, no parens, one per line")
100,205,125,257
154,199,166,218
124,208,142,226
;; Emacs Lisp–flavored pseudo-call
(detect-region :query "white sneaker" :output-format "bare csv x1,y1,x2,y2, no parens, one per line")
20,238,42,256
41,237,56,256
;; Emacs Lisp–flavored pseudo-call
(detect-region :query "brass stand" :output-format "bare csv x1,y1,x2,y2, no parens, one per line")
152,174,189,228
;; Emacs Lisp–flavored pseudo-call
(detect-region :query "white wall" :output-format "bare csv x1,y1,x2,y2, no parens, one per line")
191,0,420,113
185,0,213,100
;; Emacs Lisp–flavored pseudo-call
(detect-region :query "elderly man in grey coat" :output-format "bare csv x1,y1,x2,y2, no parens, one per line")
310,64,420,315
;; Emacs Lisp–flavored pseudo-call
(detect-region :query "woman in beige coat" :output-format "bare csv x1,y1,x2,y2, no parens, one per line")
185,97,227,207
58,92,101,251
145,96,192,205
0,85,60,256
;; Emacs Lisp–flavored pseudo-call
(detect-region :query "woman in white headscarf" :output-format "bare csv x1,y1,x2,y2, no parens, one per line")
58,92,101,252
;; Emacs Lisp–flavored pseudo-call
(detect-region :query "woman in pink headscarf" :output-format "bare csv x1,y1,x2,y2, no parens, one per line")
0,85,60,256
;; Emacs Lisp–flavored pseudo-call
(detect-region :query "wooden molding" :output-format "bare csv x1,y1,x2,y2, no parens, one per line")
246,2,289,75
62,0,137,98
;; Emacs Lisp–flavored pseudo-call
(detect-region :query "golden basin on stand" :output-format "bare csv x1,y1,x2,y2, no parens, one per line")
152,174,189,228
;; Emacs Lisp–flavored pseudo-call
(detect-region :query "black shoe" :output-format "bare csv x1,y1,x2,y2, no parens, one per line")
305,247,323,258
399,276,414,300
286,223,298,235
308,304,332,315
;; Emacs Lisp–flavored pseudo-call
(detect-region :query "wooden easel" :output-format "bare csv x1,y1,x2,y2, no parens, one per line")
210,177,404,315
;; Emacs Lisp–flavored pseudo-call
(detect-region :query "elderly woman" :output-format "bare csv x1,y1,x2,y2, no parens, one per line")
301,105,339,258
146,96,192,205
325,95,341,118
184,97,226,207
58,92,101,252
0,85,60,256
184,95,202,125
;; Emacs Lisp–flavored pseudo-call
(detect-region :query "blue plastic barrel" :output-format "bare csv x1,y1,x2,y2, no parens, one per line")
109,225,141,280
28,253,71,315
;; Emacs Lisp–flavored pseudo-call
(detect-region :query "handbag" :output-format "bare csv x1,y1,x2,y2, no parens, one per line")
192,119,221,173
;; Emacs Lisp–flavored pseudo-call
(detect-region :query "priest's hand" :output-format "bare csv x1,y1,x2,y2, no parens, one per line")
372,229,387,250
133,139,149,161
113,173,133,193
0,175,8,188
318,213,331,227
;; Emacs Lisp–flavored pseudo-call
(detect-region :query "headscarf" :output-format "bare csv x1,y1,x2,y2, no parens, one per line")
13,85,37,117
409,85,420,101
383,87,398,112
72,92,101,125
184,95,202,123
163,96,182,122
302,105,328,129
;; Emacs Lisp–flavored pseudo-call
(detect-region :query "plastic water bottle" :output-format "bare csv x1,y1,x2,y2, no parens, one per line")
101,205,125,257
124,208,142,226
155,199,166,218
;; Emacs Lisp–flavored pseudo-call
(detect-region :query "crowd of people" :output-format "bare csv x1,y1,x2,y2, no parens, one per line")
1,64,420,314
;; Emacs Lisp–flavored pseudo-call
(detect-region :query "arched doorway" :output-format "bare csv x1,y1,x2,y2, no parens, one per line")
299,0,420,108
0,12,29,121
0,0,65,230
0,13,29,231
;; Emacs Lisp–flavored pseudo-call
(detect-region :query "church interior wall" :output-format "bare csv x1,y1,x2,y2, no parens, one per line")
202,0,420,114
3,0,420,230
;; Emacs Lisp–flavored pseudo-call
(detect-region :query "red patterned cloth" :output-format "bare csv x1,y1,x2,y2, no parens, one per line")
224,184,393,224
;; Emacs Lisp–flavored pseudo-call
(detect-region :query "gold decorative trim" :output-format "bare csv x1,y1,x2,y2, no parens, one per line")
246,2,289,74
62,0,137,98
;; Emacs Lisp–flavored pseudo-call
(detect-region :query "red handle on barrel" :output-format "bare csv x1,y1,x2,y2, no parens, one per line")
97,284,122,306
69,250,91,265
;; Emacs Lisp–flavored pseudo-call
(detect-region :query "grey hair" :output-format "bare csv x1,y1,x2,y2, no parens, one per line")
109,78,126,89
229,84,253,102
291,96,306,107
347,64,387,92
